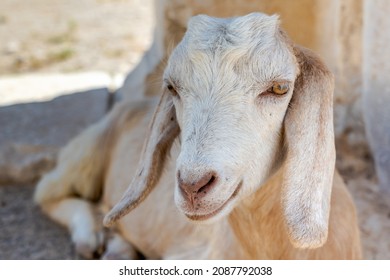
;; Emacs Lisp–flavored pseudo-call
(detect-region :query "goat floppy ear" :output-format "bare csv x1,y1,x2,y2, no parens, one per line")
103,90,179,227
282,46,335,249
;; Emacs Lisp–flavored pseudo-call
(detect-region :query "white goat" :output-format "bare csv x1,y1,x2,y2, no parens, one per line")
34,13,361,259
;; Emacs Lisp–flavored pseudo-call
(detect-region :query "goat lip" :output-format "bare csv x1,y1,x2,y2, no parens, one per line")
185,181,242,221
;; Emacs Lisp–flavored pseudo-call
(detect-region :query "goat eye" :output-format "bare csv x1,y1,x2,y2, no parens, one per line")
270,82,289,95
167,84,179,97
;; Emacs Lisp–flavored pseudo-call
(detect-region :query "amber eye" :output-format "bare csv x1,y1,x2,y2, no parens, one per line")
269,82,289,95
167,84,179,97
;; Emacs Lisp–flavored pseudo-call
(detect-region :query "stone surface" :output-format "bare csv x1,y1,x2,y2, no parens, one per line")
0,76,109,185
0,185,77,259
0,144,56,185
0,87,108,147
0,74,110,258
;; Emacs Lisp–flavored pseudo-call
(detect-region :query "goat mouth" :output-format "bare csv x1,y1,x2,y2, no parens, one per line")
185,181,242,221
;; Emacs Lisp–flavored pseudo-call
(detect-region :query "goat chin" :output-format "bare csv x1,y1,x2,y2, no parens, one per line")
35,13,362,260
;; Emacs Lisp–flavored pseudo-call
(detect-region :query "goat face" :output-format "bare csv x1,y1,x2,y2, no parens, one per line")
105,12,335,249
164,13,298,222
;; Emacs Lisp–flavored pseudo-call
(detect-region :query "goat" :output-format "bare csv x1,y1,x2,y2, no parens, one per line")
34,13,362,259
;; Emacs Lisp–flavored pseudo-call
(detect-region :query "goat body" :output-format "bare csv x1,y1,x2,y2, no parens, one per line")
34,13,361,259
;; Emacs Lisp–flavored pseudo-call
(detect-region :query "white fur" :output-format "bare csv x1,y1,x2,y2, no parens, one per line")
165,14,297,220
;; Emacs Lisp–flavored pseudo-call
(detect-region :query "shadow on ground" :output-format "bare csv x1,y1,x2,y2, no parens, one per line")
0,185,77,259
0,88,108,259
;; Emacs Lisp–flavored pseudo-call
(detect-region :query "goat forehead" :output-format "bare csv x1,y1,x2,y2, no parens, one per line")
185,13,279,53
166,13,296,91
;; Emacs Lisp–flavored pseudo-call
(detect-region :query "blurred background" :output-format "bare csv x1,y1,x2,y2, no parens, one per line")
0,0,389,259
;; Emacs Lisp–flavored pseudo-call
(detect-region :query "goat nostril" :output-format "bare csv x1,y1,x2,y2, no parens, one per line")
198,175,216,194
178,171,218,198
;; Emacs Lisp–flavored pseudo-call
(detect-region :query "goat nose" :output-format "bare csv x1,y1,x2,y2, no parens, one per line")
178,170,218,199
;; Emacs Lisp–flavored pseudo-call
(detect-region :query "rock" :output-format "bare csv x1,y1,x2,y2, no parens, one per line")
0,74,110,185
0,87,109,148
0,144,56,185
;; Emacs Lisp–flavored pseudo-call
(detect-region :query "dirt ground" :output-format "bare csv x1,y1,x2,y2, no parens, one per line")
0,0,153,76
0,0,389,260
